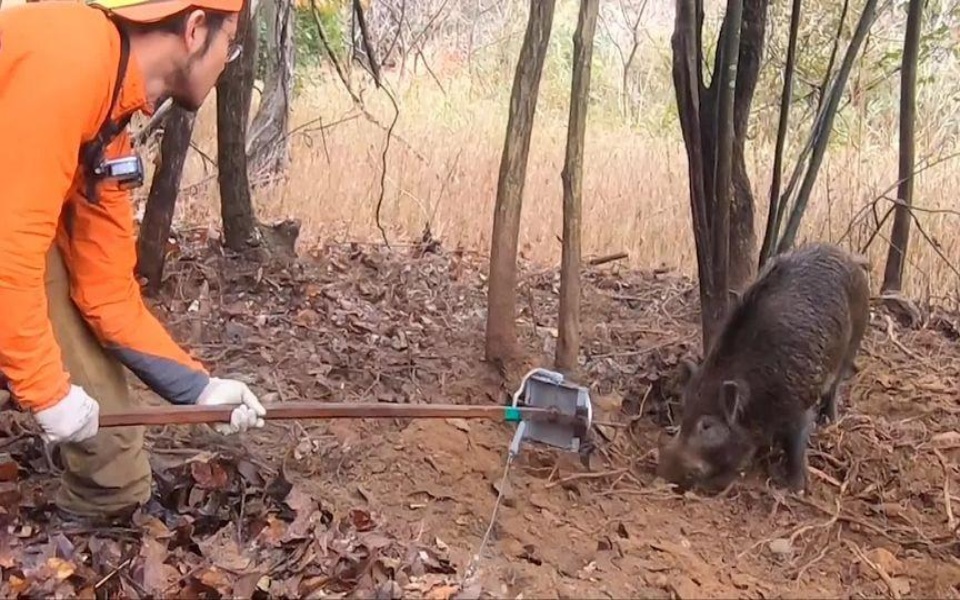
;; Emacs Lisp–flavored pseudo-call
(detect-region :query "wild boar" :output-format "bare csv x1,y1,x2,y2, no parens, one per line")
656,243,870,493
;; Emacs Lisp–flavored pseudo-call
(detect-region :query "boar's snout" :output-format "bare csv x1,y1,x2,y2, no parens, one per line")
656,433,711,489
656,415,754,493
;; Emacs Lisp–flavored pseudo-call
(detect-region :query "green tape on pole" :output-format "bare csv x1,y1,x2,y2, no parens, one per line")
504,407,522,422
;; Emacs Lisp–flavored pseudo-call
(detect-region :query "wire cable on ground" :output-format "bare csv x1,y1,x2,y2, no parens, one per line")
460,421,526,586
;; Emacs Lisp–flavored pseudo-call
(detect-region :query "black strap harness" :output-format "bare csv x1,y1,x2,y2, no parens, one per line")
78,12,132,205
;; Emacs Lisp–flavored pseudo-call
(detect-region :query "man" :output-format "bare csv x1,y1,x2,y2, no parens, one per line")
0,0,267,521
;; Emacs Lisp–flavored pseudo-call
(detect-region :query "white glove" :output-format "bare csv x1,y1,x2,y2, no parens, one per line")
34,385,100,444
196,378,266,435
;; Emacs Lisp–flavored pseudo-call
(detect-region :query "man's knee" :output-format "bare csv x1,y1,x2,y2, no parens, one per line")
56,423,152,507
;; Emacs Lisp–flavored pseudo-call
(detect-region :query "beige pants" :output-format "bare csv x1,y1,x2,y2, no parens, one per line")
42,245,153,517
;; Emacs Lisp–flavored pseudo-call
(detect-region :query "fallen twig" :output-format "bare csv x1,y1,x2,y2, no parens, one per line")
545,468,629,489
794,494,941,551
932,448,956,531
808,465,842,488
792,528,837,583
94,557,132,590
588,252,629,266
884,314,921,361
845,539,901,599
788,497,842,549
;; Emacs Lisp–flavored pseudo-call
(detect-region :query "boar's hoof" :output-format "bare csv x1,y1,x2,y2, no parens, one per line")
816,404,837,427
783,468,808,493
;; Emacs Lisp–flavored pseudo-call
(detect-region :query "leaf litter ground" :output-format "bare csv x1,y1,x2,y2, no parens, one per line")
1,232,959,599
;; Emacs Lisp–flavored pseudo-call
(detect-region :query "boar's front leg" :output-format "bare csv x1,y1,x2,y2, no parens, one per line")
782,407,816,492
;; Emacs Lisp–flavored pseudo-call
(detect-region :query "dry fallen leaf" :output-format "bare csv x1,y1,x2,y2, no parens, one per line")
0,454,19,482
7,575,28,595
199,567,234,595
46,557,75,581
862,547,903,578
257,515,288,547
133,513,172,539
236,460,265,487
295,309,321,327
361,532,395,550
231,571,269,598
425,583,459,600
191,460,229,490
198,526,252,571
0,482,21,509
891,576,912,597
349,508,375,532
284,484,315,513
140,537,178,595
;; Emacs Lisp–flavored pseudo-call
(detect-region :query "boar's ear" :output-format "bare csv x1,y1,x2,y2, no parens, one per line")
721,380,744,424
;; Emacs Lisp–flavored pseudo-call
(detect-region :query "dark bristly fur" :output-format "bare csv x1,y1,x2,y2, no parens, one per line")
656,243,871,493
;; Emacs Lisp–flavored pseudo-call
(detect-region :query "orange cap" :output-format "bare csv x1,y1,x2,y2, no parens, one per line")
86,0,242,23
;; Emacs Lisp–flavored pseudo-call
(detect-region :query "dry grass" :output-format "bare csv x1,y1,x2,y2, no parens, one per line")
148,67,960,307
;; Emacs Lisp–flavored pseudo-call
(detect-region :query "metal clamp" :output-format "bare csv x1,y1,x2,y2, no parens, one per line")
508,368,593,457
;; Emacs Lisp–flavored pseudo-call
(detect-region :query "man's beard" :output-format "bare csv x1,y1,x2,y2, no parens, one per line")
166,56,203,113
170,95,202,112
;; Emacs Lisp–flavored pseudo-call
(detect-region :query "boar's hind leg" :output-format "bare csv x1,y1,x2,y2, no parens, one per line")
818,375,841,425
819,343,855,425
782,408,815,492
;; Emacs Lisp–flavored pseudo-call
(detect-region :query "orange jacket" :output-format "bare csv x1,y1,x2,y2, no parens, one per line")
0,2,210,412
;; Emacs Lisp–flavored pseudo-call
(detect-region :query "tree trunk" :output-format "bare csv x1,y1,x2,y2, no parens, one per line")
672,0,714,347
728,0,766,290
556,0,599,374
484,0,556,365
881,0,923,293
709,0,743,332
247,0,295,177
137,106,196,296
672,0,766,350
217,0,260,251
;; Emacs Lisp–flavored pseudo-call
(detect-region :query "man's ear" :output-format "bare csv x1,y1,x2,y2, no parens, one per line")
721,380,745,424
181,9,208,53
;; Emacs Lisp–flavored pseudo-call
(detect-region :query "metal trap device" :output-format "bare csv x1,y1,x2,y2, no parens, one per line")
506,368,593,456
96,368,593,456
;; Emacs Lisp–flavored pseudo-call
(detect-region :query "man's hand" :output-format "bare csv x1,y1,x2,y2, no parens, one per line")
34,385,100,444
196,378,266,435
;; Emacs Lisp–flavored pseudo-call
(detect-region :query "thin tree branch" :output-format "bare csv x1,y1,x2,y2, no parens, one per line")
310,0,362,105
777,0,881,252
759,0,801,266
836,149,960,244
817,0,850,115
354,0,383,86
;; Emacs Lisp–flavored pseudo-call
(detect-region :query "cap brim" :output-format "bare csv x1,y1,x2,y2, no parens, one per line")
106,0,195,22
104,0,241,22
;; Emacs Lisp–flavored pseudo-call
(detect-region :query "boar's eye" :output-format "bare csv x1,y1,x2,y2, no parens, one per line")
696,416,727,446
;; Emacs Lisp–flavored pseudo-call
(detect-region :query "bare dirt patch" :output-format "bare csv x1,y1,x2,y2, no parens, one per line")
1,235,958,598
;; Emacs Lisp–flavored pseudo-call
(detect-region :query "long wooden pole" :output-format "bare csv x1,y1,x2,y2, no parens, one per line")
99,402,579,428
